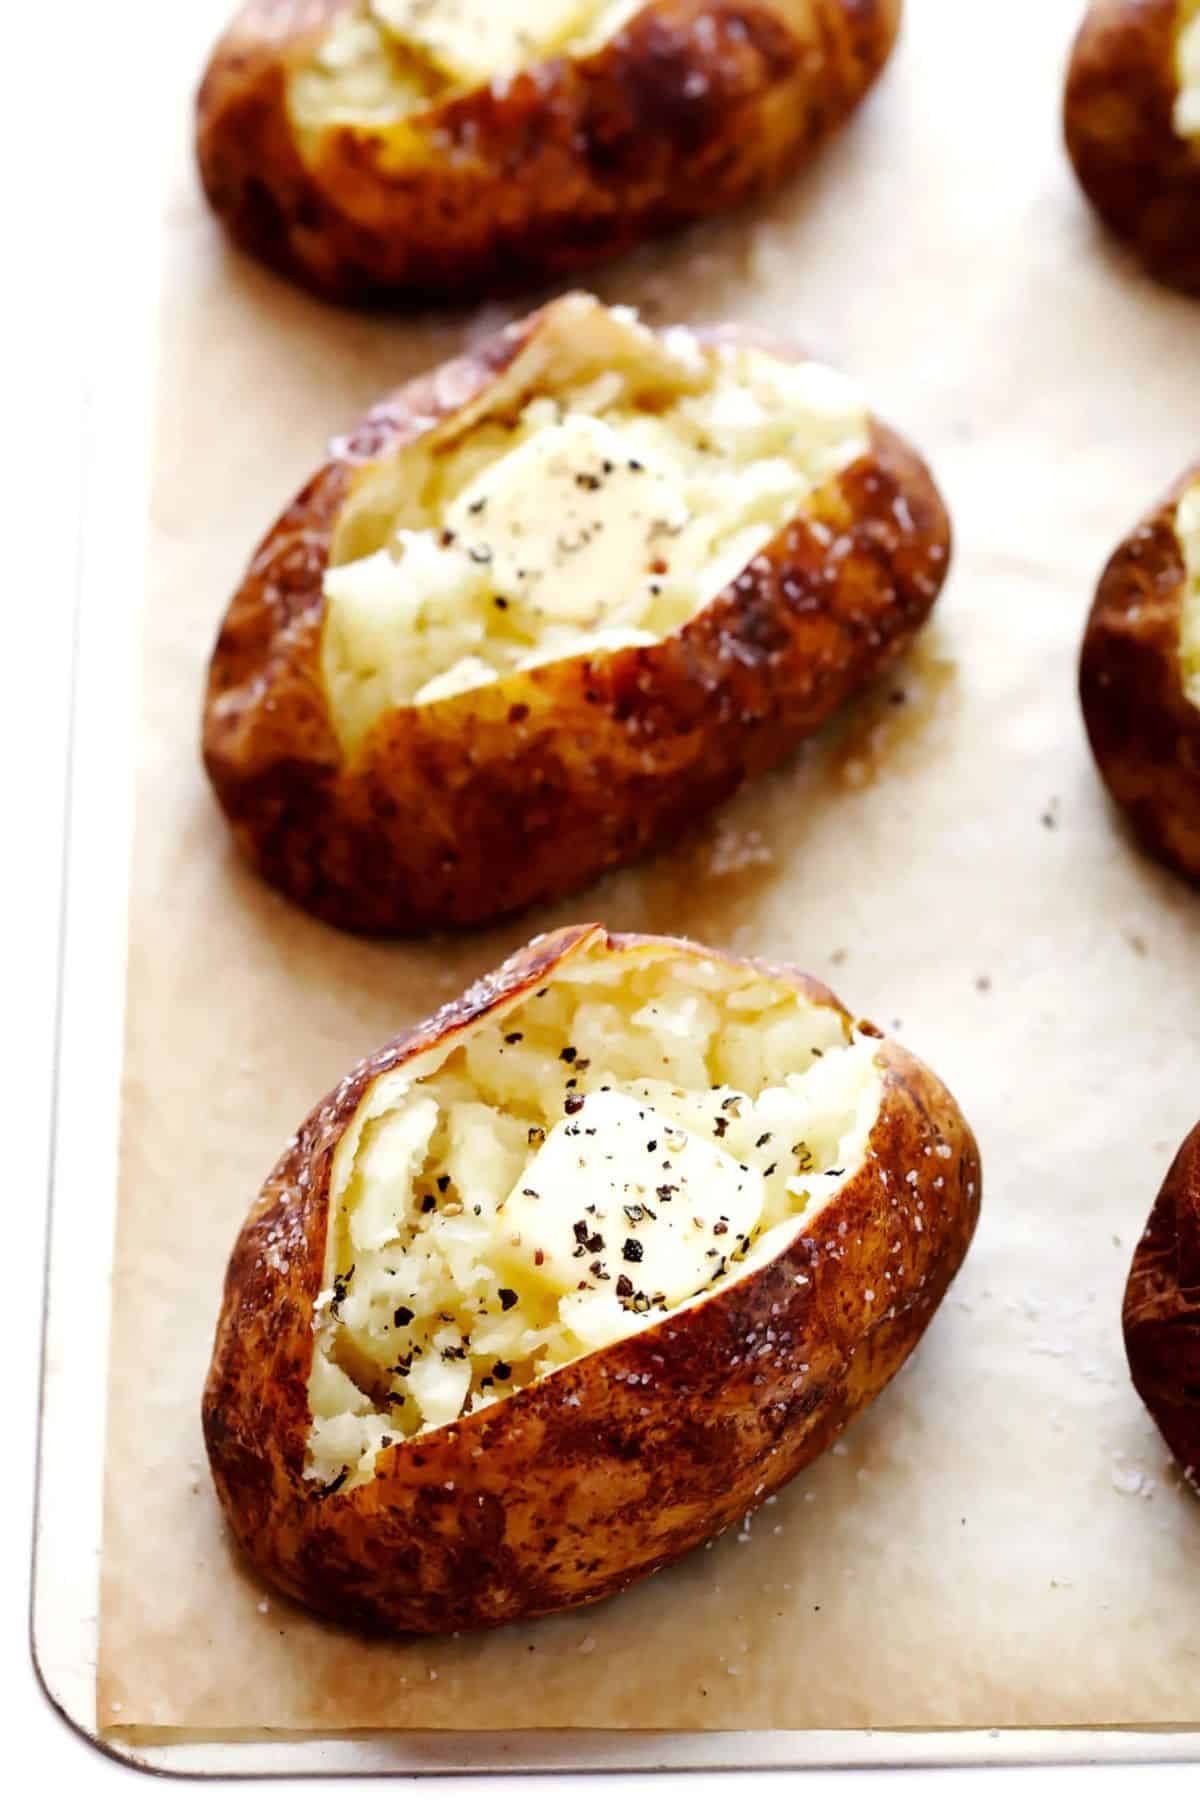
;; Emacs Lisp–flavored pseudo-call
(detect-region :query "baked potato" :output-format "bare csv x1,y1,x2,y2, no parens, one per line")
1124,1120,1200,1491
202,922,982,1634
1079,460,1200,881
196,0,902,302
1064,0,1200,294
202,293,952,934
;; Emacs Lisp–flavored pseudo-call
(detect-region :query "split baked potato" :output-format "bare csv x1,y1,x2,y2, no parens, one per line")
1124,1120,1200,1490
196,0,902,301
202,293,952,934
202,923,982,1634
1079,460,1200,881
1064,0,1200,294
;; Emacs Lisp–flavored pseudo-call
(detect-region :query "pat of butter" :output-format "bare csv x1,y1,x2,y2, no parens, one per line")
502,1090,763,1305
370,0,598,87
444,414,691,625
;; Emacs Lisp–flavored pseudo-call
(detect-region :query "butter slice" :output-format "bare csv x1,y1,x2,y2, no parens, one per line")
370,0,598,88
502,1090,763,1306
444,413,691,626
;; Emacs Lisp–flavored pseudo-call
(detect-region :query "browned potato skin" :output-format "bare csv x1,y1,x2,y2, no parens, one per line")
1124,1121,1200,1488
1064,0,1200,295
196,0,902,301
1078,461,1200,883
202,305,952,934
202,924,982,1635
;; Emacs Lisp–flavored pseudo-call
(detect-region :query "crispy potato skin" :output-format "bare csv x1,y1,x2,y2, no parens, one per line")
202,924,982,1635
1124,1121,1200,1488
1064,0,1200,295
196,0,901,301
202,306,951,934
1078,461,1200,882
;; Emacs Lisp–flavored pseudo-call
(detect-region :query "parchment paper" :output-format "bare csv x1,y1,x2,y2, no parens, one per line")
98,0,1200,1734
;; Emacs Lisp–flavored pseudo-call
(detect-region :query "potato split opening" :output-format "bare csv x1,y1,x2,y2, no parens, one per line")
289,0,647,136
306,936,883,1488
318,296,868,752
1176,2,1200,141
1178,481,1200,706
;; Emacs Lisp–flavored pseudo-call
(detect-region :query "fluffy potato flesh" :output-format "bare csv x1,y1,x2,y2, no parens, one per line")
289,0,645,135
307,940,883,1488
1178,481,1200,706
319,297,868,750
1177,1,1200,139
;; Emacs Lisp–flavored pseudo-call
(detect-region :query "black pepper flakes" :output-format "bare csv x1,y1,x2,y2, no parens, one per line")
498,1288,518,1312
622,1238,645,1264
330,1265,355,1317
393,1305,414,1328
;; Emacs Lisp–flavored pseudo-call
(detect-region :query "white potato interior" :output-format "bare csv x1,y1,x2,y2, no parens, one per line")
319,296,868,751
289,0,646,134
1178,481,1200,705
306,937,884,1490
1176,2,1200,140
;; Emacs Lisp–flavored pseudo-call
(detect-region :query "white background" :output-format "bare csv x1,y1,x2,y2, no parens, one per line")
3,0,1196,1790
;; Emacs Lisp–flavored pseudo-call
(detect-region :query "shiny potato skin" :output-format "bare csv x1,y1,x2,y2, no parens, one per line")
196,0,902,302
1078,462,1200,883
202,924,982,1636
1064,0,1200,296
1124,1121,1200,1488
202,306,952,935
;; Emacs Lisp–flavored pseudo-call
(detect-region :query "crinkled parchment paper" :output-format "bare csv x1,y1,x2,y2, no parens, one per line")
98,0,1200,1735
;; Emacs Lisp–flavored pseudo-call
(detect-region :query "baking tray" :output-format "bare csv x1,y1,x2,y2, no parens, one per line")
29,458,1200,1780
29,0,1200,1778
